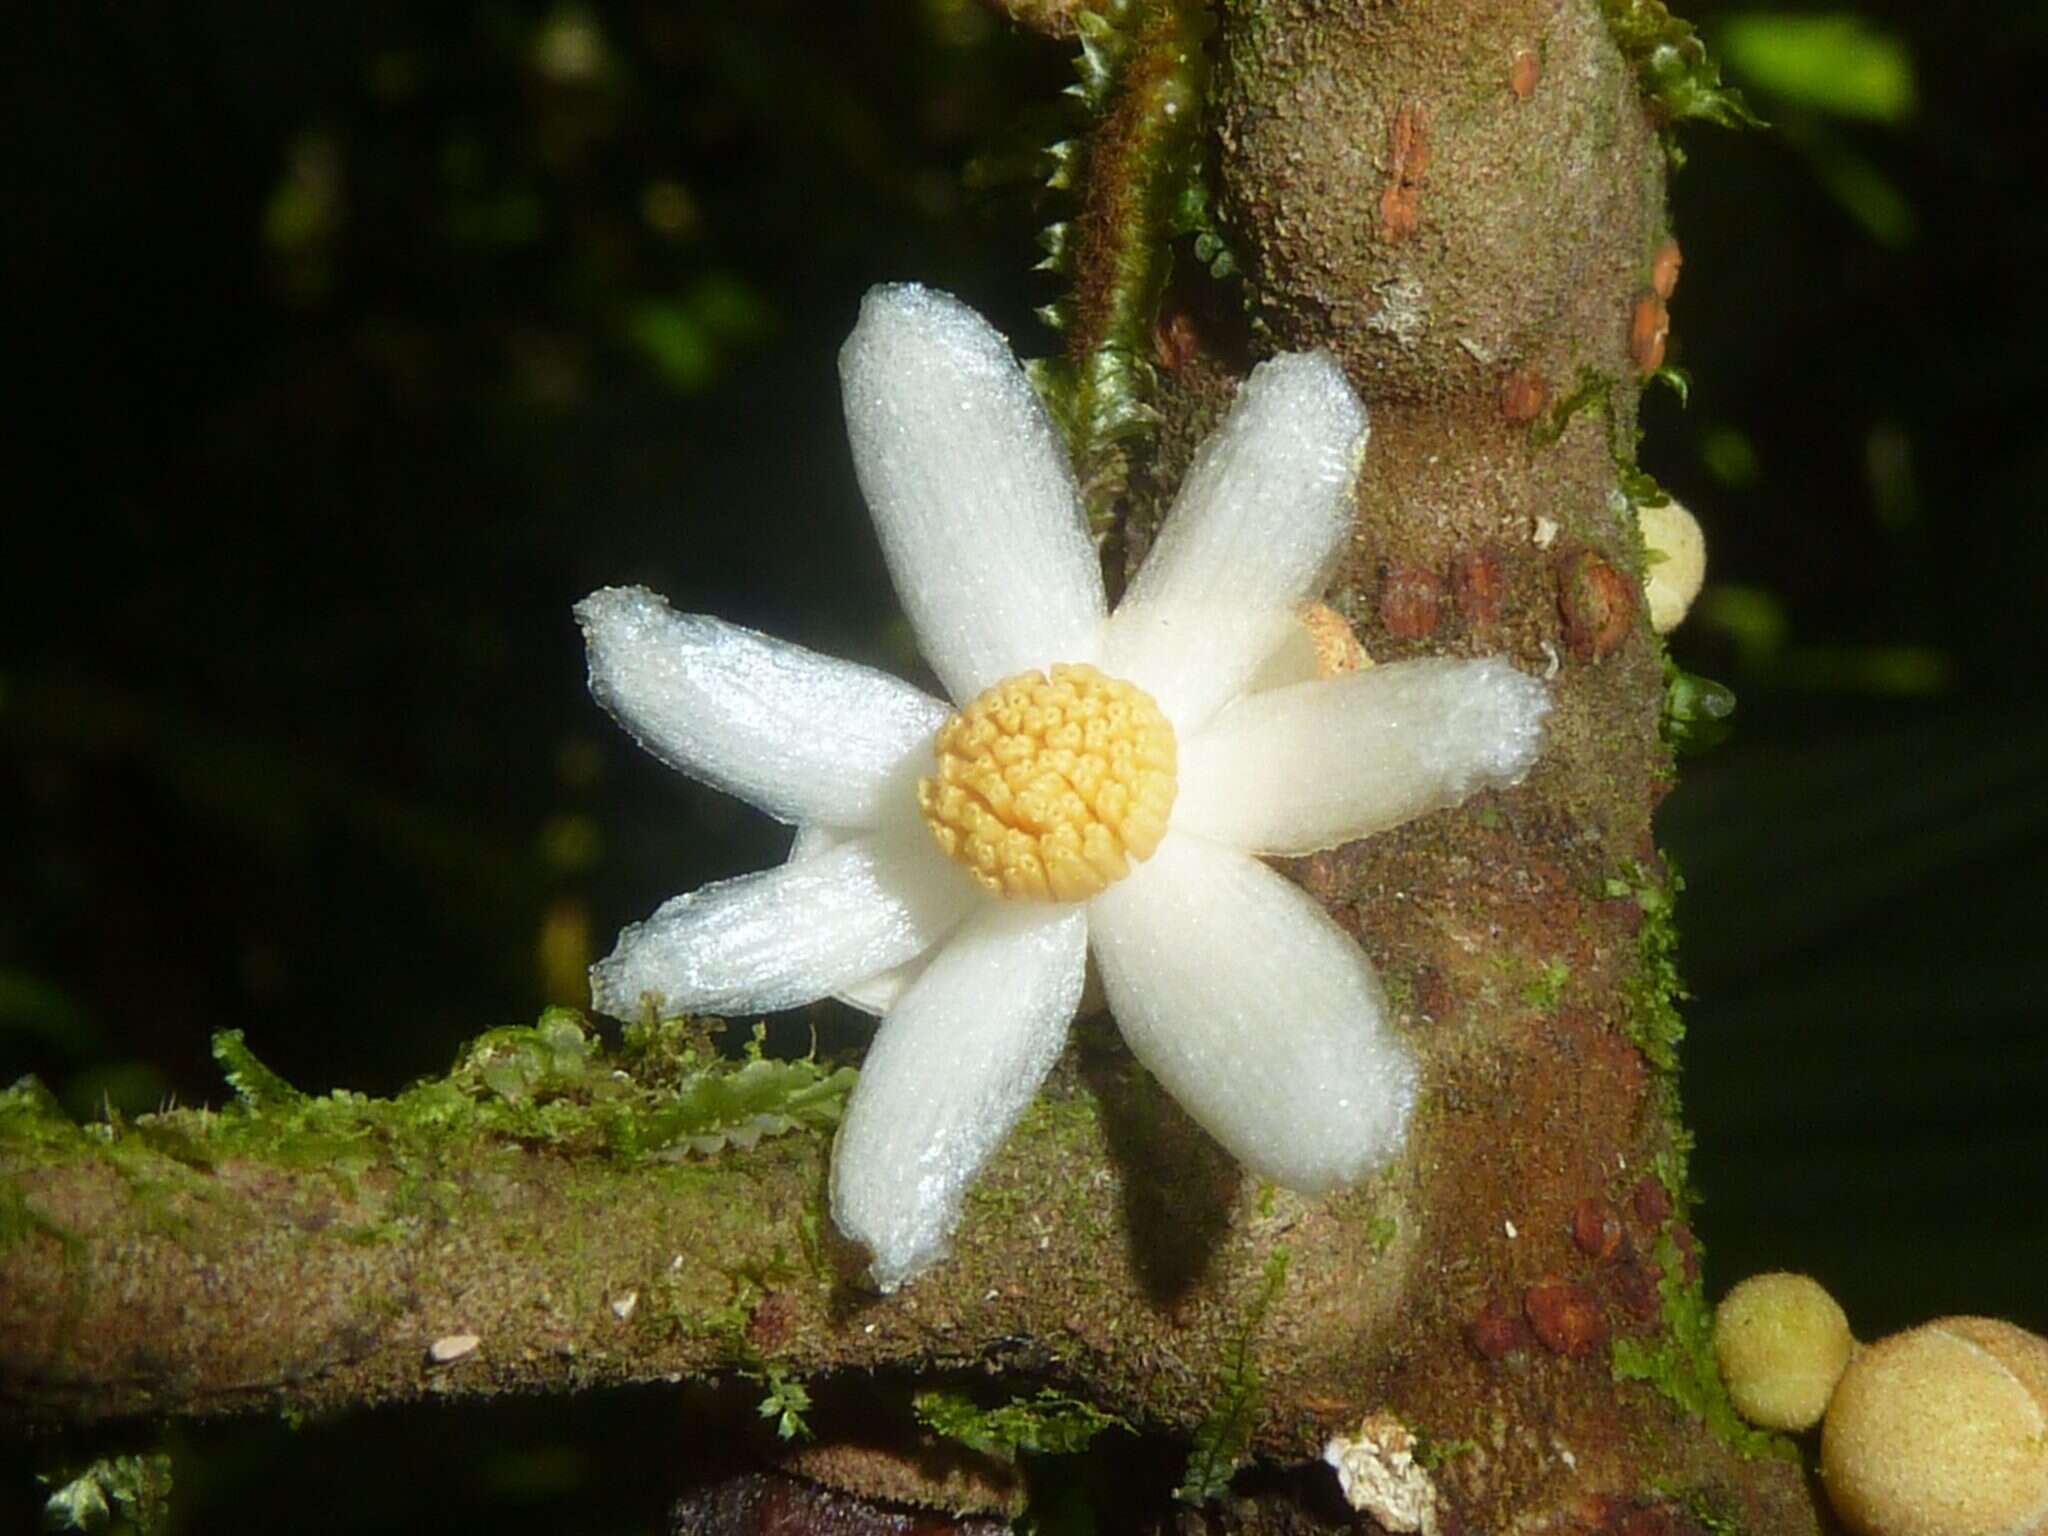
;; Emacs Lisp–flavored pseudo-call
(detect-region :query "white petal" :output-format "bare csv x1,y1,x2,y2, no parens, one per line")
1244,614,1324,693
840,285,1105,702
1089,831,1415,1192
1175,657,1550,854
830,902,1089,1290
1101,351,1367,730
590,829,977,1020
577,587,947,828
788,824,931,1014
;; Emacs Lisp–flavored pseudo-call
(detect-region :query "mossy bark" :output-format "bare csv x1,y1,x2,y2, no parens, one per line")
4,2,1822,1530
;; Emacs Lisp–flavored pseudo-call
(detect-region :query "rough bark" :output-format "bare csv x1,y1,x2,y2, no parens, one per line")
5,2,1822,1531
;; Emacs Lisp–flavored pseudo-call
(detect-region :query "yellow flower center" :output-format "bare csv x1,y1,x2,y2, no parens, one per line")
917,663,1177,903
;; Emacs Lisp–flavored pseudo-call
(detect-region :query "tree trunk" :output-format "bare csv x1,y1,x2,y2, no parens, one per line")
2,2,1821,1531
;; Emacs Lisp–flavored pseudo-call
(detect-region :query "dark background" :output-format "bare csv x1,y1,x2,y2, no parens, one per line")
7,1,2045,1528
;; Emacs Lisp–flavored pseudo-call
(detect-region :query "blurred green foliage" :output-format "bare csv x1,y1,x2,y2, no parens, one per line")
1717,13,1914,121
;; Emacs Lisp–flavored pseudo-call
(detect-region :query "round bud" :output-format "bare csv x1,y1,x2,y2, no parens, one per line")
1714,1272,1854,1431
1638,499,1706,633
1821,1317,2048,1536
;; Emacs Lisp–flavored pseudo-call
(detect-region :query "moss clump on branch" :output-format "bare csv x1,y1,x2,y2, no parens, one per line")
1,1011,853,1278
1607,860,1688,1080
1600,0,1764,165
915,1386,1130,1459
191,1011,857,1173
40,1451,175,1534
1612,1232,1797,1464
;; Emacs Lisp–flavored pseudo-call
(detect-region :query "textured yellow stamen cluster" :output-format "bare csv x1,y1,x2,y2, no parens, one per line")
918,663,1177,903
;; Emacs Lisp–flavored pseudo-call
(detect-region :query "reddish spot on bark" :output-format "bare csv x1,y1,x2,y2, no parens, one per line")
1615,1503,1683,1536
1669,1221,1703,1283
1381,104,1431,243
1589,1029,1650,1105
1153,308,1199,371
1631,1175,1673,1228
1379,559,1442,638
1451,545,1508,629
745,1289,798,1352
1414,966,1457,1023
1631,291,1670,373
1557,547,1636,661
1611,1258,1664,1320
1525,1280,1609,1356
1599,892,1645,938
1575,1495,1627,1534
1572,1197,1624,1262
1511,49,1541,100
1468,1297,1533,1361
1651,237,1683,300
1501,366,1549,424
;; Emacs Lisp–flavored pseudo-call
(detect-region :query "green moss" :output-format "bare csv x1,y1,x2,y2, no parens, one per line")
1600,0,1764,167
1176,1244,1290,1504
1618,461,1674,515
1379,968,1417,1017
192,1012,854,1173
1,1014,853,1288
1611,1232,1796,1464
916,1386,1131,1460
0,1074,91,1157
1654,1482,1752,1536
1412,1431,1477,1471
1519,957,1572,1011
1604,860,1687,1079
0,1175,80,1259
679,1258,818,1441
1529,370,1686,544
1531,367,1617,449
1365,1214,1398,1256
40,1452,174,1534
213,1028,309,1110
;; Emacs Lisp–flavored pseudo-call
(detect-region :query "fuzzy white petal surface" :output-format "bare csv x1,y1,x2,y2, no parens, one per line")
1101,351,1367,729
840,284,1104,701
788,824,932,1014
577,587,947,828
1089,831,1415,1192
590,830,976,1021
1176,657,1550,854
830,902,1089,1291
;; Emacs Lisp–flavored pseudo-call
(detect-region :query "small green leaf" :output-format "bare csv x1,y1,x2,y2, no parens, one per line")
1531,367,1616,449
617,1053,856,1161
1177,1246,1290,1503
1650,365,1691,407
211,1030,306,1110
1663,665,1737,754
751,1362,813,1442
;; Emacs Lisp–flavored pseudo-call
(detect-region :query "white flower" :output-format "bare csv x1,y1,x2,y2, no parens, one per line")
577,284,1550,1290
